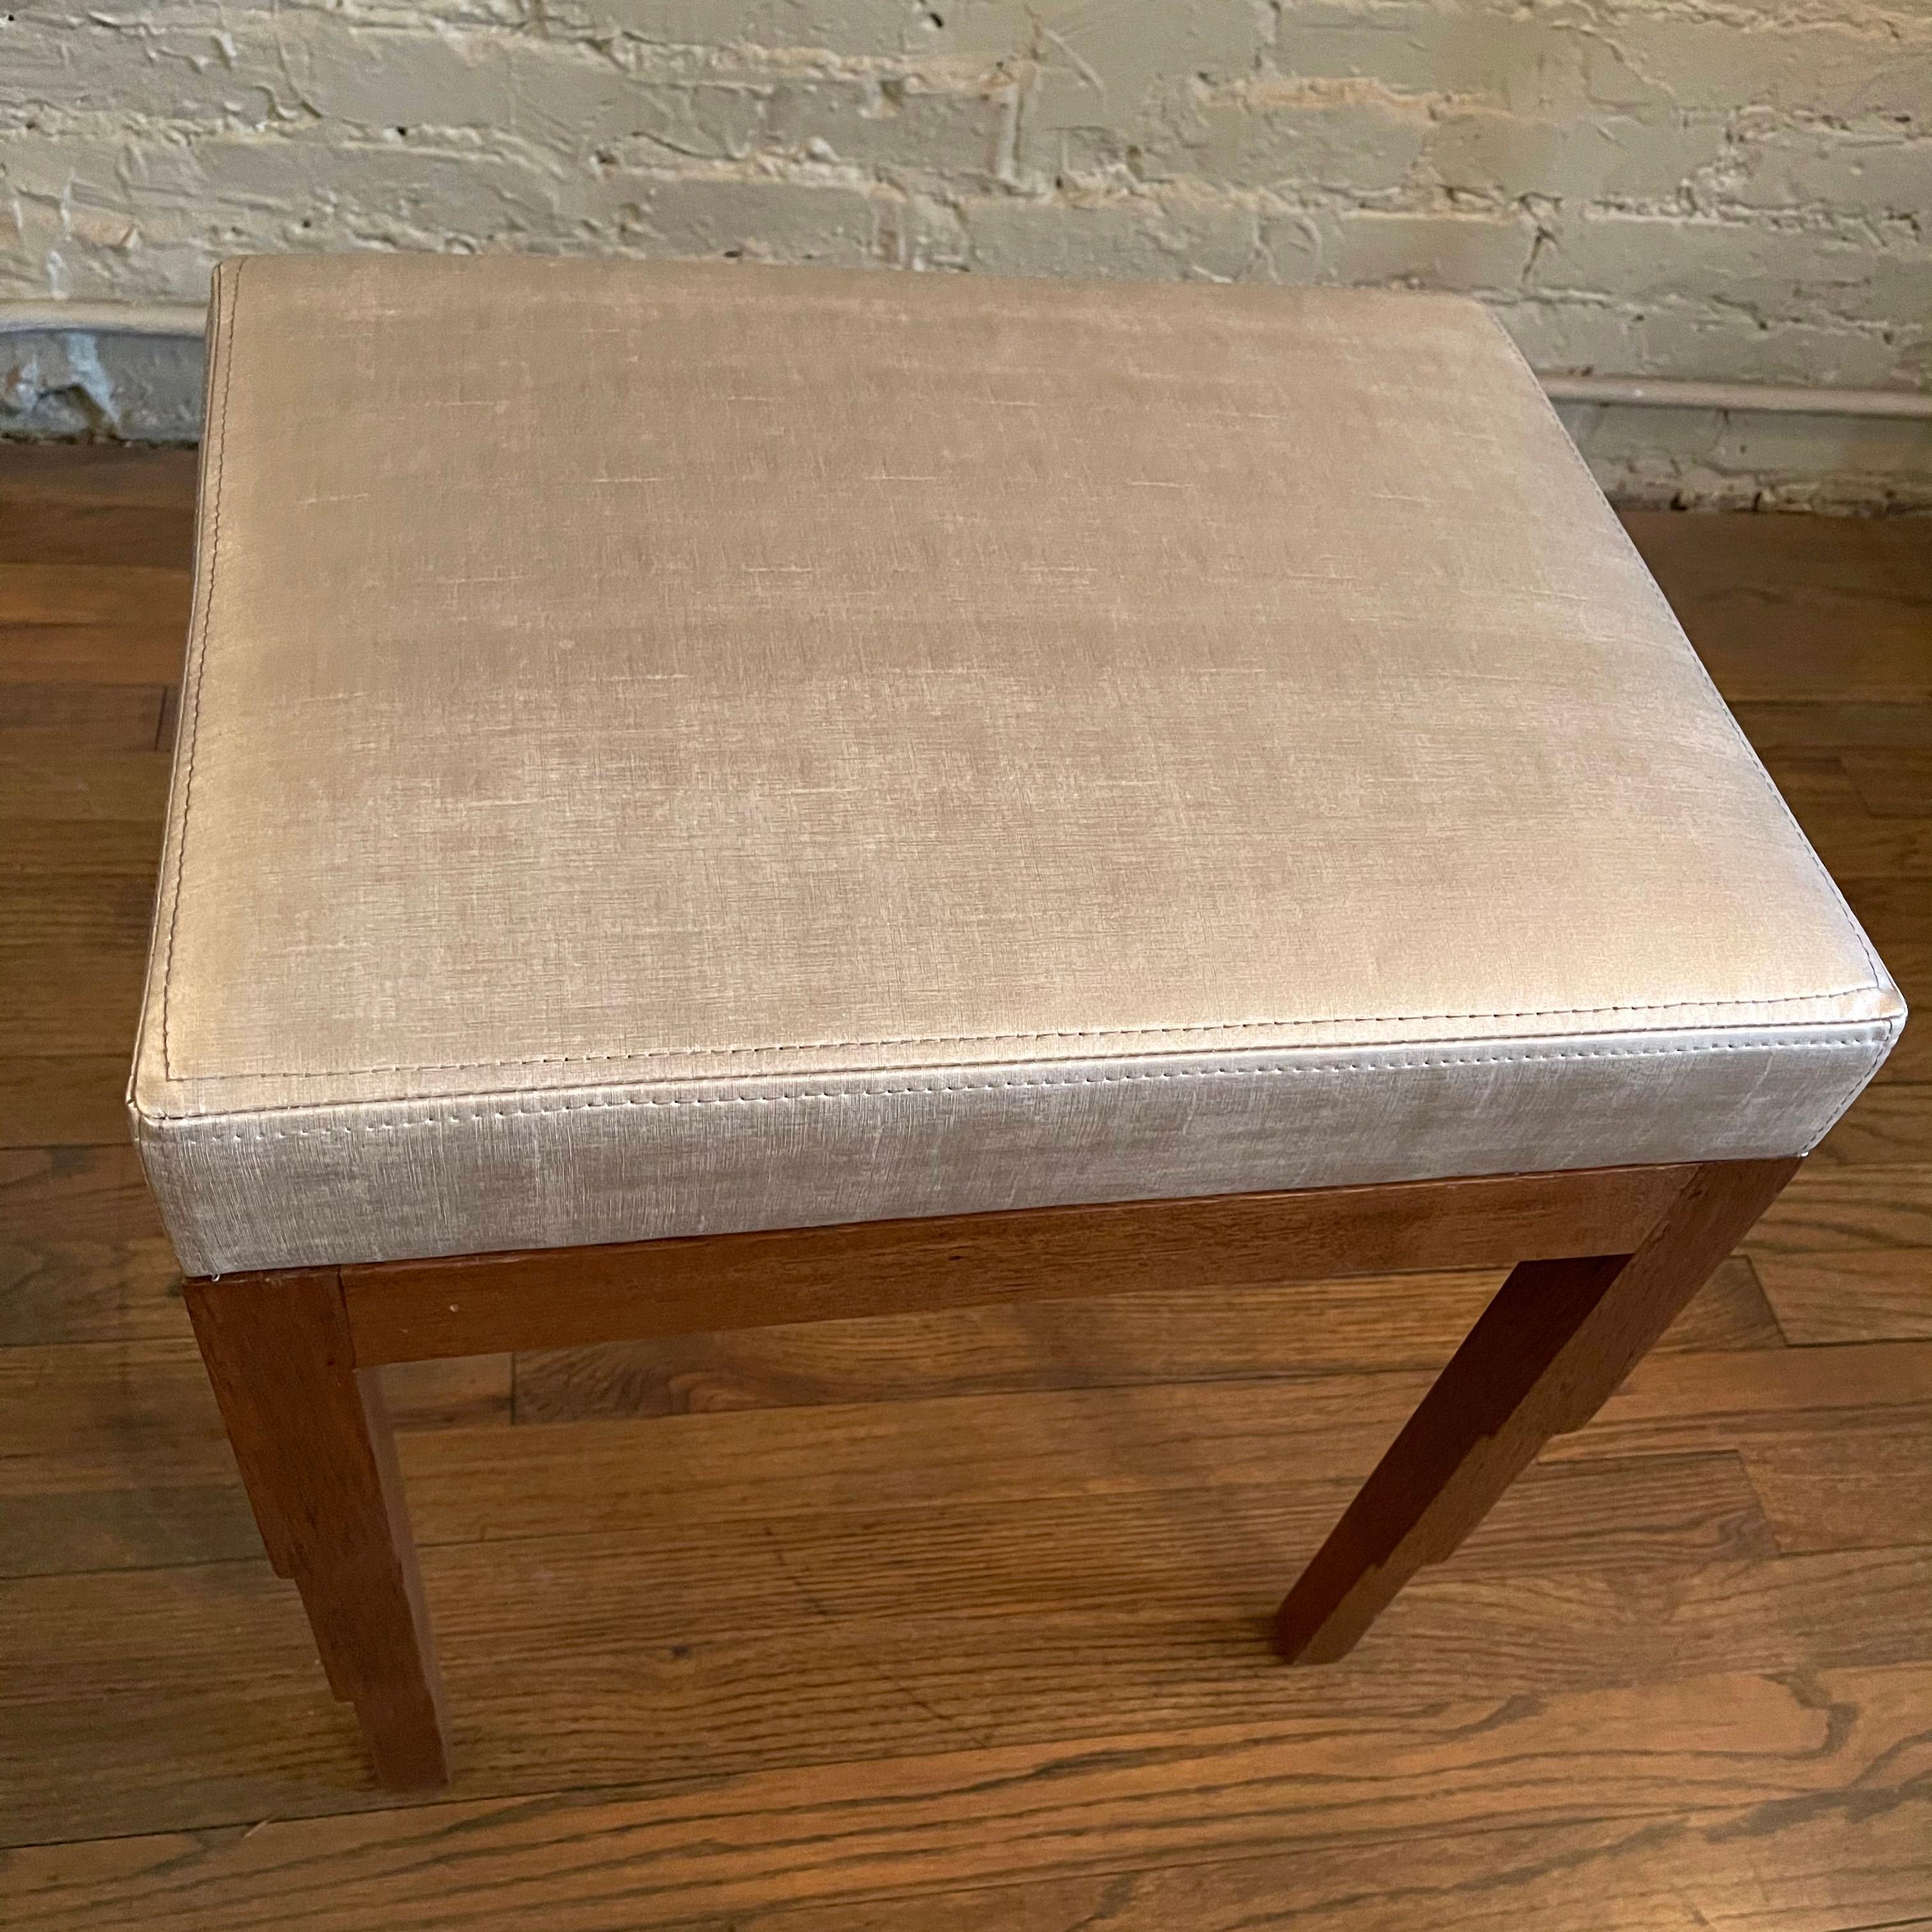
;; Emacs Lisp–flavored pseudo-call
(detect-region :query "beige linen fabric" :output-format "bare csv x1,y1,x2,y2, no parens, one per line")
130,254,1904,1276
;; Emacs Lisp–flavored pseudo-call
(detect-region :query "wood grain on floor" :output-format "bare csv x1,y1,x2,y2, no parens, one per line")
0,443,1926,1928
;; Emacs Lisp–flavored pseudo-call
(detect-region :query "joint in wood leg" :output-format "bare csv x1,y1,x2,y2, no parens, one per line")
1270,1158,1795,1667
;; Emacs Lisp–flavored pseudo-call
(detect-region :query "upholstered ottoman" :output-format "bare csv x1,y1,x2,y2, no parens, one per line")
134,255,1904,1788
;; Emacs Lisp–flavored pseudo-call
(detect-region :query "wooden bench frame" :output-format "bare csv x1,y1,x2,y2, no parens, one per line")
183,1153,1795,1790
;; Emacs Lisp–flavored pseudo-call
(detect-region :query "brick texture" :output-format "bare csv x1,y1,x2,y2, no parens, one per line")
2,1,1928,502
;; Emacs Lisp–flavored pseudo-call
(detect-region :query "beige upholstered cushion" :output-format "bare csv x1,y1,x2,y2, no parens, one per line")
130,254,1904,1276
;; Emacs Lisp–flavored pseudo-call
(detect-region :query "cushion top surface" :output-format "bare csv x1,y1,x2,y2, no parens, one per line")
129,254,1903,1275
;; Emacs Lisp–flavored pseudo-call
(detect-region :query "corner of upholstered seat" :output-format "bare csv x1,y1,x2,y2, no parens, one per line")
126,1005,218,1276
125,1044,174,1150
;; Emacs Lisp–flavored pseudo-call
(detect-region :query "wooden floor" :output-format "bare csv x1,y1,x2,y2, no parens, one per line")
3,441,1929,1929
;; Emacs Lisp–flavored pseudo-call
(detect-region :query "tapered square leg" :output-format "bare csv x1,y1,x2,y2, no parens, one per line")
1275,1157,1798,1664
186,1266,450,1788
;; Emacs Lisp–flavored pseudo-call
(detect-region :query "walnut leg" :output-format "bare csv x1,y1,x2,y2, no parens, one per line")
185,1266,450,1788
1275,1156,1798,1664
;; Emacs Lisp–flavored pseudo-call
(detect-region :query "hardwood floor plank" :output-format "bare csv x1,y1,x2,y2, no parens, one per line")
1879,1034,1931,1086
0,1445,1777,1622
380,1354,514,1432
0,1484,263,1581
0,1292,1790,1516
0,1146,162,1245
0,946,148,1056
0,880,153,955
0,500,195,572
12,1556,1928,1849
1659,1255,1789,1351
1669,582,1930,702
277,1802,1928,1932
12,1805,1932,1932
0,822,165,1051
0,1231,184,1346
0,1259,1780,1574
0,682,167,750
1729,700,1932,754
1811,1087,1932,1167
0,816,163,881
0,565,192,684
1744,1430,1932,1556
397,1346,1932,1550
513,1259,1779,1424
1755,1250,1932,1344
1841,875,1932,945
0,1338,228,1495
0,749,171,822
2,1662,1926,1926
0,442,199,509
0,878,155,955
1627,510,1932,704
1623,507,1932,610
1575,1337,1932,1426
1743,1164,1932,1254
0,1403,1770,1586
1539,1353,1932,1466
1844,746,1932,817
1795,808,1932,878
1752,747,1862,808
20,1338,1248,1508
0,1055,132,1147
512,1271,1501,1421
0,1358,502,1579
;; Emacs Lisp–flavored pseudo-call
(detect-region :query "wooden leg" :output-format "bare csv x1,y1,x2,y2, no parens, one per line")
185,1266,450,1788
1274,1156,1798,1665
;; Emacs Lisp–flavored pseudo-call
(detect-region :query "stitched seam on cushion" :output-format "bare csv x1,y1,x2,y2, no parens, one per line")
158,986,1889,1082
140,1033,1892,1140
1478,307,1892,999
151,281,1887,1091
159,257,241,1082
1804,1024,1897,1152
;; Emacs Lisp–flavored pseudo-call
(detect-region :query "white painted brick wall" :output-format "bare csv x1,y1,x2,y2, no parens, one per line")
3,0,1928,503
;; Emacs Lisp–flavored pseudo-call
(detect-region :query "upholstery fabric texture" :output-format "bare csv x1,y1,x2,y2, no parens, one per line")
129,254,1905,1276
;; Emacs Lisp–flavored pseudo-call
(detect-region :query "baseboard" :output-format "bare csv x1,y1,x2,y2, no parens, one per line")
4,310,1927,512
